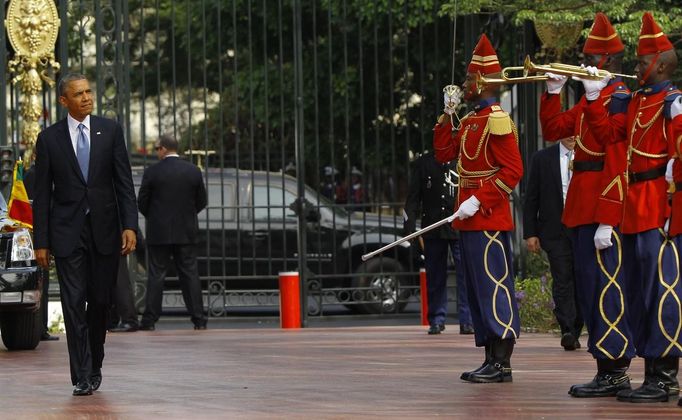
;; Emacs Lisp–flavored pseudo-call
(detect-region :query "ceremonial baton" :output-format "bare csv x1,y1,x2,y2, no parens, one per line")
361,213,457,261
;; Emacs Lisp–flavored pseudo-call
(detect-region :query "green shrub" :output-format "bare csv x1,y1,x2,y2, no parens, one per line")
515,251,559,333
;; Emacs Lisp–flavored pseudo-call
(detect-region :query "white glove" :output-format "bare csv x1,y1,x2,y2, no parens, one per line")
672,96,682,120
594,224,614,250
574,65,609,101
454,195,480,220
666,158,675,183
545,72,568,95
443,85,462,115
664,218,671,235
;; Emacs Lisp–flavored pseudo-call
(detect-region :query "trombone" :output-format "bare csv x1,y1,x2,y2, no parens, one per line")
476,55,637,93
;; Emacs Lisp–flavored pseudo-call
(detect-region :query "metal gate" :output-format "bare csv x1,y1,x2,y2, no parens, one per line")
2,1,544,321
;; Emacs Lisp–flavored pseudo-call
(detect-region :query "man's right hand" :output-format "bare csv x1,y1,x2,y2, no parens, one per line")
36,248,50,269
594,224,614,250
525,236,541,253
545,72,568,94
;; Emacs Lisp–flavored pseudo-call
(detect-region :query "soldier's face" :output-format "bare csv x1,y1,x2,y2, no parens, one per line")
583,54,602,68
635,54,657,84
463,73,480,101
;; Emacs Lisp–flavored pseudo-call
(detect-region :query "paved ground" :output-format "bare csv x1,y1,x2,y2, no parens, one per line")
2,323,682,419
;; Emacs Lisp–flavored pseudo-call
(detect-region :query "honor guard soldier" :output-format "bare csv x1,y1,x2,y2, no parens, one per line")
671,99,682,408
433,34,523,383
403,152,474,335
539,13,635,397
580,12,682,403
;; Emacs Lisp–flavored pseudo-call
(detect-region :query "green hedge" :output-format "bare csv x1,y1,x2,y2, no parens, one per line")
515,251,559,333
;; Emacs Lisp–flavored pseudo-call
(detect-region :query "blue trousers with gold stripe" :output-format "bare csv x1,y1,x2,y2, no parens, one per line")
623,229,682,358
572,224,635,360
459,231,520,347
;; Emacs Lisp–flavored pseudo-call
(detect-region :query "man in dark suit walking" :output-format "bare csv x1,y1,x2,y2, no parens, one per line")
138,135,208,331
33,73,138,396
523,137,583,350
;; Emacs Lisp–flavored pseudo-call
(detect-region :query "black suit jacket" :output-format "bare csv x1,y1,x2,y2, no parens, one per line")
523,144,568,243
137,156,207,245
403,152,458,240
33,116,138,257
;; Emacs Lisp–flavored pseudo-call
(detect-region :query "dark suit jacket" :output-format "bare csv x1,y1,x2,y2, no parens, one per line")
137,156,207,245
523,143,568,244
33,116,138,257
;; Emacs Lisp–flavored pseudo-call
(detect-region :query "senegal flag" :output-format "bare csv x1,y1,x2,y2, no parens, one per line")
7,159,33,229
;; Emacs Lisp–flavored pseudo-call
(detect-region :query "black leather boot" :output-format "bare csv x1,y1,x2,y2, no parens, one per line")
617,357,679,403
460,343,491,381
464,338,513,383
569,358,631,397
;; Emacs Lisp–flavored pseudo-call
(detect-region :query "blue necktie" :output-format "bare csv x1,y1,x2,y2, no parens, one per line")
76,123,90,181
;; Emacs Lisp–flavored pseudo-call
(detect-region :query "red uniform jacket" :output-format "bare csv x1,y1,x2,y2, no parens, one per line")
583,81,679,234
433,103,523,231
539,81,629,228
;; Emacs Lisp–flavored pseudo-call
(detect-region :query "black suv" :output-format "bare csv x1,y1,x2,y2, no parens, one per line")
131,166,419,314
0,196,47,350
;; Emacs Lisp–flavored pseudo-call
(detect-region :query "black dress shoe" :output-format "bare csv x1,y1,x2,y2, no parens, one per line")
427,324,444,335
561,332,578,351
90,370,102,391
41,332,59,341
139,324,155,331
194,324,207,330
459,324,474,335
109,322,139,333
73,381,92,396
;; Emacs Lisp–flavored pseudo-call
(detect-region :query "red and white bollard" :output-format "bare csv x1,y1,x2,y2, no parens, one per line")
419,268,429,326
278,271,301,328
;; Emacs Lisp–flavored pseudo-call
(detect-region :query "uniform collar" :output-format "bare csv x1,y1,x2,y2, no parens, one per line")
607,77,622,86
473,97,497,112
640,80,671,95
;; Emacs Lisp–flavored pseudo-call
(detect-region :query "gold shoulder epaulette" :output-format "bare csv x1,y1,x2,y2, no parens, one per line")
488,106,512,136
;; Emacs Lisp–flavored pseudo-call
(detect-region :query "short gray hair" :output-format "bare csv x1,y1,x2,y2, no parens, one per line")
58,73,88,96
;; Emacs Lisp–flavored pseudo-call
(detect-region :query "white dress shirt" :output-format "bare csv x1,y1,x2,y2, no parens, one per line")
66,113,91,156
559,142,573,204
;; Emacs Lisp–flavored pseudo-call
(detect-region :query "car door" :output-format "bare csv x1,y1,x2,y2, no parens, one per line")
243,181,299,276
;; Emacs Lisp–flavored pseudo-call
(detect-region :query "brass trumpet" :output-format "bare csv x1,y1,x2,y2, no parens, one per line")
476,55,637,93
520,55,637,80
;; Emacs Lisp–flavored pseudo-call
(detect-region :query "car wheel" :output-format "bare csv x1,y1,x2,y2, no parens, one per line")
352,257,410,314
0,308,42,351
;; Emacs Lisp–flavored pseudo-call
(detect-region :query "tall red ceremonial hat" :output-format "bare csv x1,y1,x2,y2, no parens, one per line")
637,12,673,55
583,12,624,55
468,34,502,75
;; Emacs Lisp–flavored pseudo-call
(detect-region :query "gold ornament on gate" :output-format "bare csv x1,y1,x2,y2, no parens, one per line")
6,0,61,165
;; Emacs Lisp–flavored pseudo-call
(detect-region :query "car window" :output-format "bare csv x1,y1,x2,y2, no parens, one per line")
199,182,235,221
253,185,296,221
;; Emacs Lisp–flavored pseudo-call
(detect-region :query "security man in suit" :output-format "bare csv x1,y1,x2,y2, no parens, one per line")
523,138,583,350
403,152,473,335
138,135,208,331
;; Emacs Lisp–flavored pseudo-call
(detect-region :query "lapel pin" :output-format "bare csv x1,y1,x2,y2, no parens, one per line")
96,131,101,135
